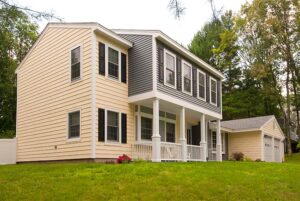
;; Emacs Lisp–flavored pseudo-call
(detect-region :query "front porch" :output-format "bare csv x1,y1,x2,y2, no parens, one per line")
131,98,223,162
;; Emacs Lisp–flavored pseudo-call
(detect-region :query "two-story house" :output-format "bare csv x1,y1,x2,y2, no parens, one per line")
16,22,225,163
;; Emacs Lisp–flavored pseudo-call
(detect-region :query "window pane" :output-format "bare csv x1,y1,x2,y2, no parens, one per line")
159,120,165,142
71,63,80,80
198,72,205,99
69,111,80,138
212,132,216,149
71,47,80,65
211,91,217,104
141,117,152,140
166,122,175,143
211,80,217,92
183,64,191,79
107,111,119,141
184,77,191,92
166,53,175,71
108,47,119,65
183,64,191,92
166,69,175,85
108,63,119,78
198,72,205,86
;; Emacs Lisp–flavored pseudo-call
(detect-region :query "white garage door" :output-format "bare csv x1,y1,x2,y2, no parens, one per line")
264,136,273,162
274,139,281,162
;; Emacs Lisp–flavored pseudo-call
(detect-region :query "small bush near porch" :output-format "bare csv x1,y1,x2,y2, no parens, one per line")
0,156,299,201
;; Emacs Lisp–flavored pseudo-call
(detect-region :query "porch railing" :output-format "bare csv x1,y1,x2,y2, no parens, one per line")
132,142,205,161
208,148,216,161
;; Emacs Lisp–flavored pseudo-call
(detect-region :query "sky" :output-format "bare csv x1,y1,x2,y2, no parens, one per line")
16,0,248,46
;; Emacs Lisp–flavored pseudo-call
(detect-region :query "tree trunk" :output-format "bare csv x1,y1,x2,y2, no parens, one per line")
285,67,292,155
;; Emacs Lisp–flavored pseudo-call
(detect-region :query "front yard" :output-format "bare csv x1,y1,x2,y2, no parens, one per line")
0,155,299,201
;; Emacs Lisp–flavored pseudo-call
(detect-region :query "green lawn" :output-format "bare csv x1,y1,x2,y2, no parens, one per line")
0,155,299,201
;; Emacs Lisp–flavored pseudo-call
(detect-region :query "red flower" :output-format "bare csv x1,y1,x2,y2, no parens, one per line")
117,154,132,163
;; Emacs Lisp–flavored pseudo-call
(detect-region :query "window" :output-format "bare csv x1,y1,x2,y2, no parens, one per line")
108,47,119,79
107,111,119,142
198,70,206,100
141,117,152,140
182,62,192,94
166,122,175,143
212,131,216,149
68,111,80,139
71,47,81,81
165,51,176,87
210,78,217,105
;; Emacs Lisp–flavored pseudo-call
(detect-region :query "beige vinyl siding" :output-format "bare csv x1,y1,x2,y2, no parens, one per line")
228,131,262,160
262,119,284,139
95,34,134,159
17,27,93,162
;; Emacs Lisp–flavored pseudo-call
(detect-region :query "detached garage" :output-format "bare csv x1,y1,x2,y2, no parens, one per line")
221,115,285,162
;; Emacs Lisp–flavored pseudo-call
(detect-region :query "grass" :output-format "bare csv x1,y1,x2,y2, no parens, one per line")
0,155,299,201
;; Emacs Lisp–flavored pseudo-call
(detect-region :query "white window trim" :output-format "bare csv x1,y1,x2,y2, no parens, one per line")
105,44,122,83
181,60,193,96
197,69,206,101
70,44,83,83
210,77,218,106
105,109,122,144
66,109,81,141
164,49,177,89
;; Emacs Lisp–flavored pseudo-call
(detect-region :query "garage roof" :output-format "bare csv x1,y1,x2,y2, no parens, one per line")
221,115,274,131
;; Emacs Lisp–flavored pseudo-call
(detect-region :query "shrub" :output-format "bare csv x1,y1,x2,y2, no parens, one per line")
255,159,262,162
297,143,300,151
117,154,132,164
231,152,244,161
0,130,16,139
244,157,253,162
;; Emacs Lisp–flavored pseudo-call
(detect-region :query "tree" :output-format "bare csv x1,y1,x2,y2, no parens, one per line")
0,0,59,135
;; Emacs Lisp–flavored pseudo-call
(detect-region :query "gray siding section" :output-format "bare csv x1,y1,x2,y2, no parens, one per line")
156,40,221,114
119,34,153,96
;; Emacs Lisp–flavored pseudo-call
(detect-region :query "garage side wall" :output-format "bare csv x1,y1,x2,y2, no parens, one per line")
228,131,262,160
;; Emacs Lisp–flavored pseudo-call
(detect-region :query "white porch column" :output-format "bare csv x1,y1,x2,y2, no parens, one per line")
152,98,161,162
216,119,222,161
200,114,207,162
180,107,187,162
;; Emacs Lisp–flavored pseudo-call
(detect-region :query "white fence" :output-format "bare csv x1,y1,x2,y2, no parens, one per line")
0,138,16,165
187,145,202,161
161,142,182,161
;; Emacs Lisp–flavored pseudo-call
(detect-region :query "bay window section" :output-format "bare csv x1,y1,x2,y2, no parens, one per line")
165,51,176,87
107,111,119,142
183,62,192,95
108,47,119,79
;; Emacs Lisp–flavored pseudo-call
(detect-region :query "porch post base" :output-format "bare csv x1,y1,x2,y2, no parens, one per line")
200,142,207,162
216,144,222,161
180,139,187,162
152,135,161,162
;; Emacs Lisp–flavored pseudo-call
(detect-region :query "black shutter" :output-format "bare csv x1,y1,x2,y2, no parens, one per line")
206,74,210,103
192,66,197,97
158,46,164,83
98,108,105,142
176,57,182,91
121,53,127,83
217,80,220,107
121,113,127,143
99,42,105,75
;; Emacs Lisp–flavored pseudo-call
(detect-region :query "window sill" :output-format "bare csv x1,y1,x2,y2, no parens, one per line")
70,78,83,85
198,96,206,102
66,137,81,143
164,82,177,90
182,90,192,96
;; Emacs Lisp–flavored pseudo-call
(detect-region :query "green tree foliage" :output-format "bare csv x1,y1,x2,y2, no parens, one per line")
0,2,38,134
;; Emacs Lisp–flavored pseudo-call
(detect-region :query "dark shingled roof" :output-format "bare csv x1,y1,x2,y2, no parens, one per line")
221,115,274,131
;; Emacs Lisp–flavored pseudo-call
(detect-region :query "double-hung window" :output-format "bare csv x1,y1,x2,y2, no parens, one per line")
68,111,80,139
165,51,176,88
108,47,119,79
212,131,217,150
210,77,217,106
198,70,206,100
71,47,81,81
107,111,119,142
166,122,175,143
141,117,152,140
182,62,192,95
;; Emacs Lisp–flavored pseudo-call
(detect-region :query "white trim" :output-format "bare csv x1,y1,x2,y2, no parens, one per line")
156,91,222,119
164,49,177,89
181,60,193,96
112,29,225,80
91,30,97,158
197,69,206,101
70,44,83,83
210,77,217,106
153,36,157,94
66,109,81,141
